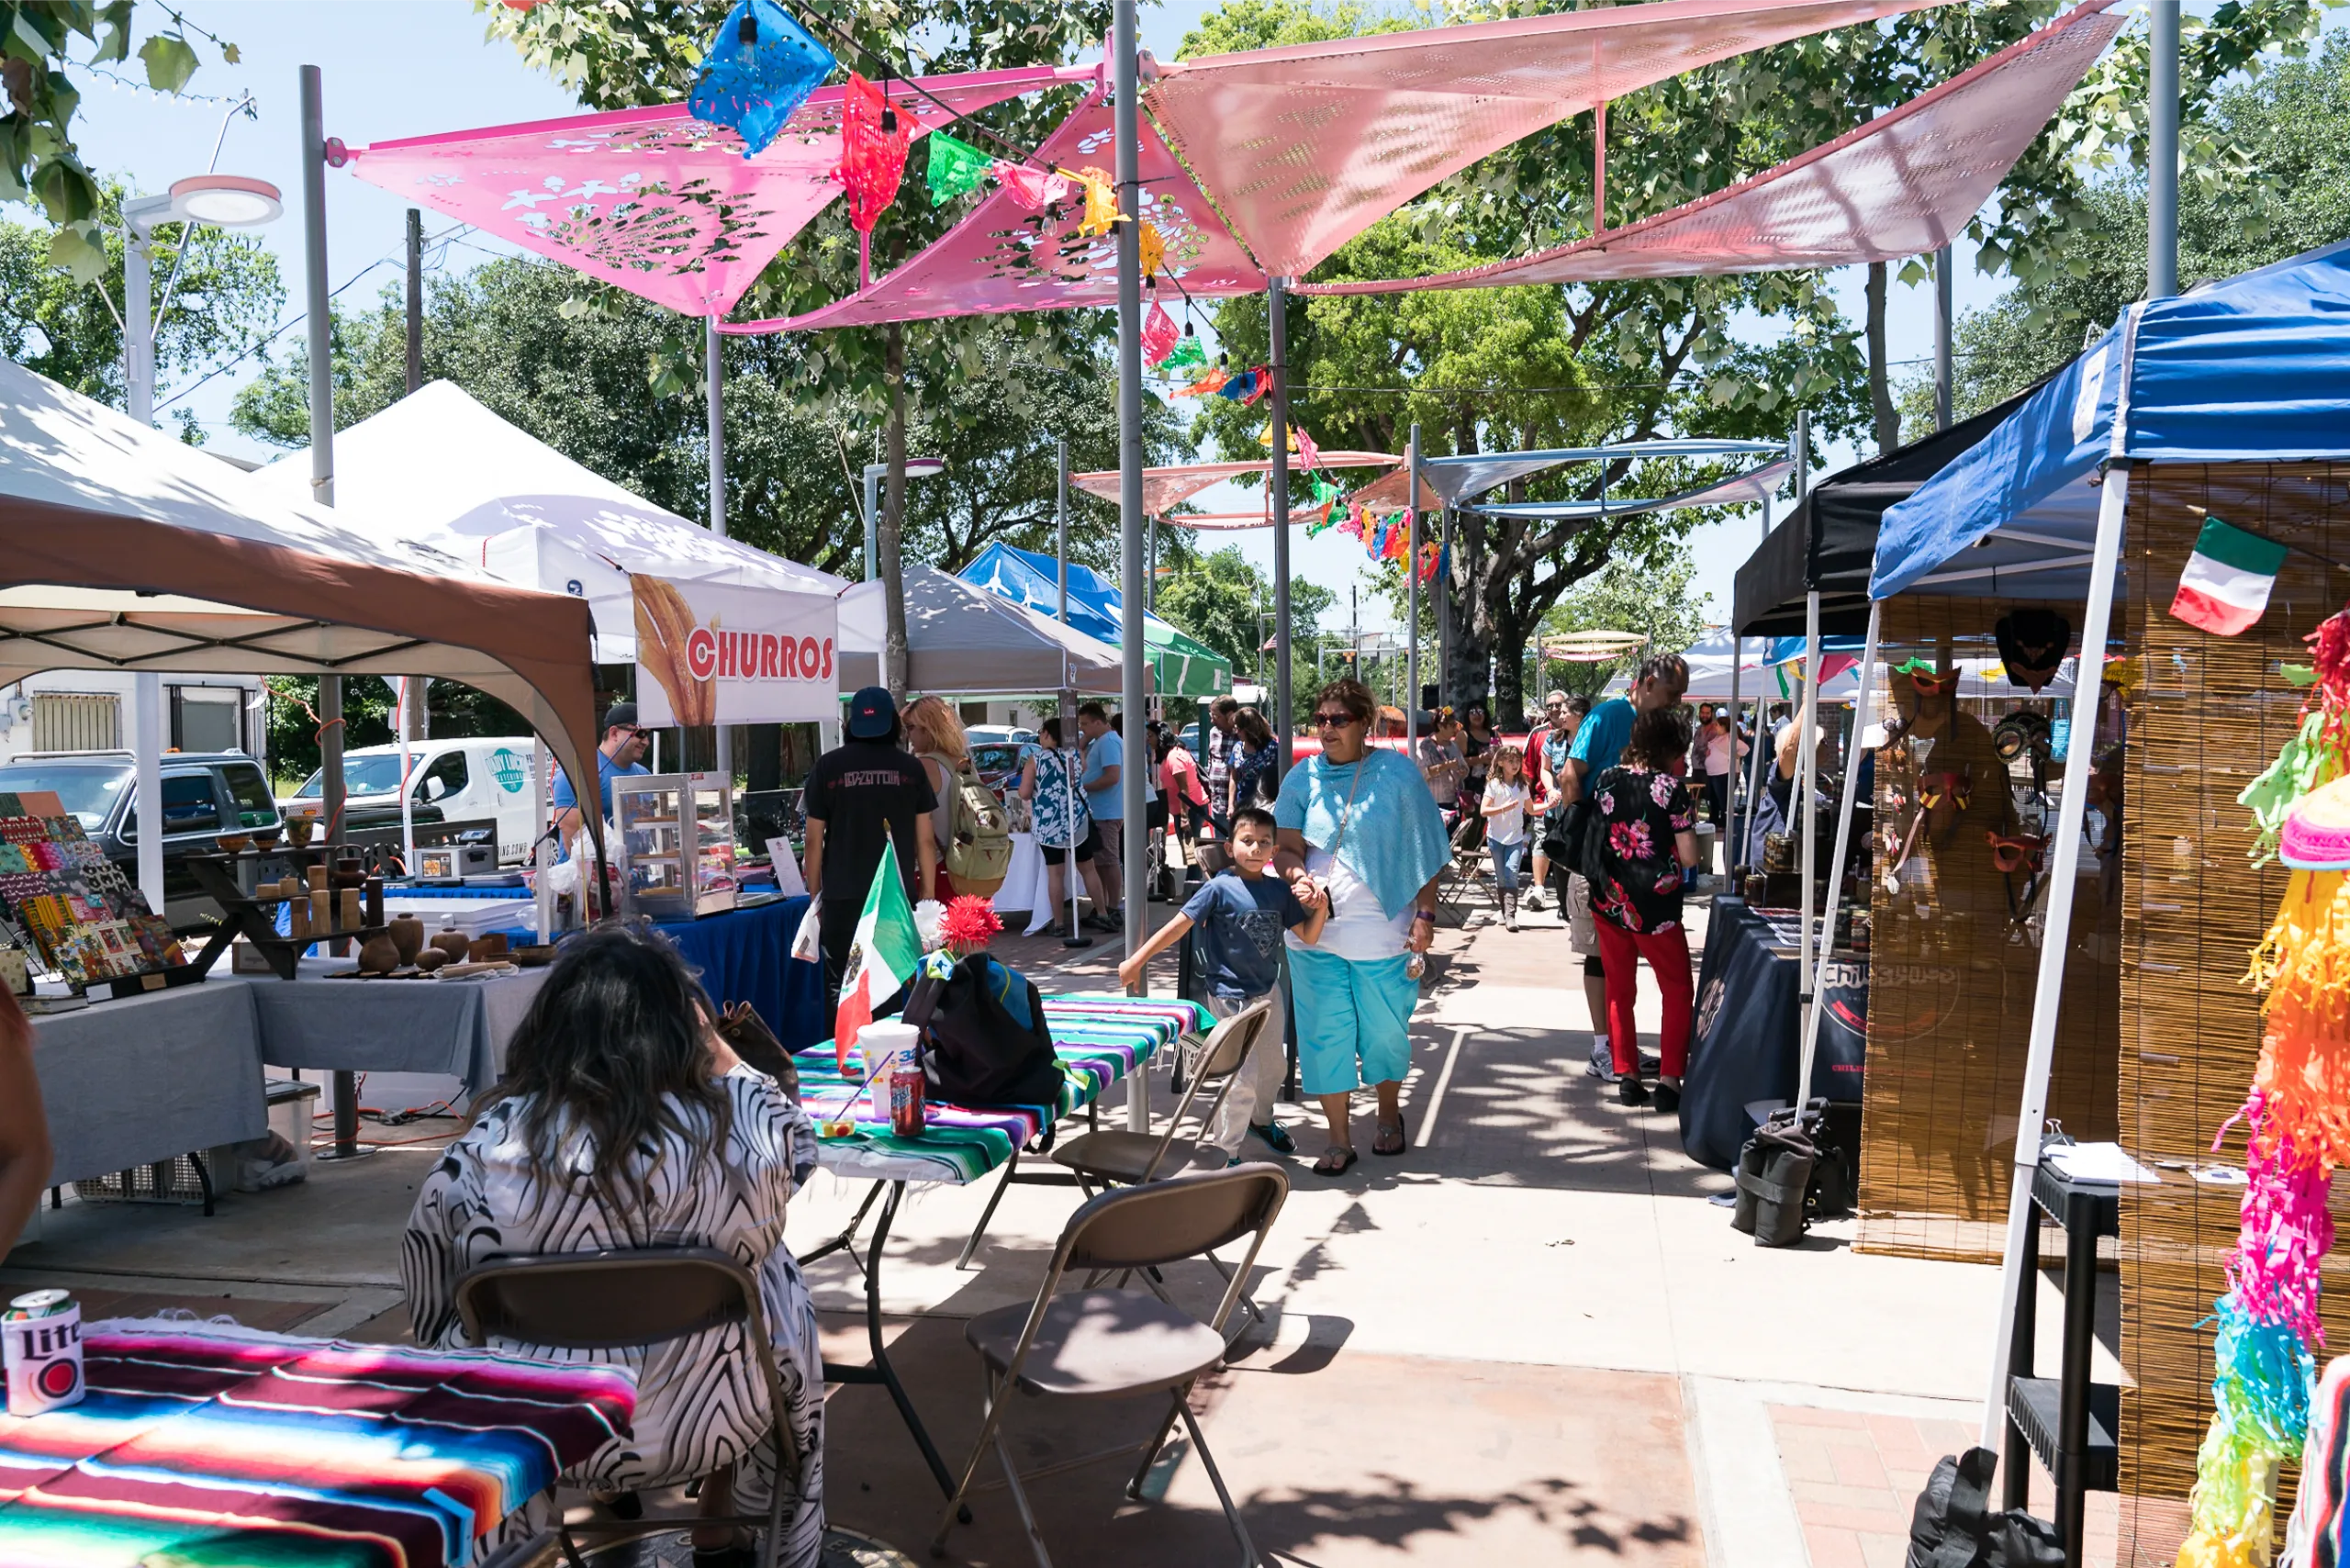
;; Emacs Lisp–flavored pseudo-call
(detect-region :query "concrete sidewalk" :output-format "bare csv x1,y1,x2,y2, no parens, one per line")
4,892,2115,1565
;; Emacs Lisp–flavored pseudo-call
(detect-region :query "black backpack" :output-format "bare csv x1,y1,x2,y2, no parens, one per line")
903,953,1068,1114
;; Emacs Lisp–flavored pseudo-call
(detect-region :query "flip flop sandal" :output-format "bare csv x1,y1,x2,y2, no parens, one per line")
1314,1146,1359,1176
1372,1115,1409,1157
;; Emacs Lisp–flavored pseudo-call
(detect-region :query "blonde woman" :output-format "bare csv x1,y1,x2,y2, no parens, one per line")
903,696,974,901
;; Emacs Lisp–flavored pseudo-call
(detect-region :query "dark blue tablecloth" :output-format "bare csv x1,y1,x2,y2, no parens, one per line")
1679,899,1866,1170
656,895,826,1051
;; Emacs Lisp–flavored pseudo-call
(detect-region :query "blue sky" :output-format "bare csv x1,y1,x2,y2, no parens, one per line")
32,1,2259,641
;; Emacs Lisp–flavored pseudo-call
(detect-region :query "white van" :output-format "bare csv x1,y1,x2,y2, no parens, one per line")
281,737,546,866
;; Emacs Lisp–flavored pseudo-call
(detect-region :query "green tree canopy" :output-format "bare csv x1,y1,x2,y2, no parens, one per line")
1535,544,1711,701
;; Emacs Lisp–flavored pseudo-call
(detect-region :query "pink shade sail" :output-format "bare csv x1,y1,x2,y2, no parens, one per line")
1302,0,2121,297
1165,501,1337,532
341,65,1080,318
724,88,1268,333
1142,0,1953,281
1071,454,1397,515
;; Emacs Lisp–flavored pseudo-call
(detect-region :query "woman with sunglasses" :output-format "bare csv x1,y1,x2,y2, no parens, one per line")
1271,678,1453,1172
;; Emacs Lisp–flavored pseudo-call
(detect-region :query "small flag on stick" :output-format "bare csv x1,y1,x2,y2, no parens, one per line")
2172,515,2287,636
833,836,923,1072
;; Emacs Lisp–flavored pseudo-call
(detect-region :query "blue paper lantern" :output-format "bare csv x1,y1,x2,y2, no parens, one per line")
689,0,836,159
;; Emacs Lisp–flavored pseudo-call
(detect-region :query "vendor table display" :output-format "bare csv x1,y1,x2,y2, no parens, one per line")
246,958,550,1096
0,791,188,992
1681,901,1865,1171
0,1316,633,1568
27,979,265,1193
795,992,1201,1499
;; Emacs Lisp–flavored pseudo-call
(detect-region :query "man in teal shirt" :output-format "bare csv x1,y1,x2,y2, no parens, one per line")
1077,700,1125,930
1562,655,1690,1080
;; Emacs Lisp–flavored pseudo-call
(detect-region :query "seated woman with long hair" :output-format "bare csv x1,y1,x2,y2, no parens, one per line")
402,924,823,1568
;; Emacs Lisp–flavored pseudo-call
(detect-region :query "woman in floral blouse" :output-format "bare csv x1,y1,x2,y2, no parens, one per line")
1590,707,1703,1111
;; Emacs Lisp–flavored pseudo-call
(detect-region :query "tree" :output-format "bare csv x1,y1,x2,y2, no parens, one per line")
1533,545,1711,701
0,191,282,433
1,1,241,279
1153,543,1336,723
1899,32,2350,427
231,258,1175,577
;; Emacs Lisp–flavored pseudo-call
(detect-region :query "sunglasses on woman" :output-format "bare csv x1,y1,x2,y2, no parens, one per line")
1314,711,1361,728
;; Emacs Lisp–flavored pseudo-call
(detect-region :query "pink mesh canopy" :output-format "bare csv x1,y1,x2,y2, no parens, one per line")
1071,453,1397,514
1142,0,1952,280
724,88,1267,333
1303,1,2121,296
342,65,1080,317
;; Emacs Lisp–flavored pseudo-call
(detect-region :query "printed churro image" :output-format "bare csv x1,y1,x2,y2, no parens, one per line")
631,574,715,726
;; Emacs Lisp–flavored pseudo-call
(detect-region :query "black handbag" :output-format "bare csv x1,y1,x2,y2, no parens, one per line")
903,952,1068,1114
715,1002,800,1102
1906,1448,2064,1568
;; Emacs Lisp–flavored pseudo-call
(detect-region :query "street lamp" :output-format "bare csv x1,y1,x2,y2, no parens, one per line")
862,456,946,581
117,172,281,921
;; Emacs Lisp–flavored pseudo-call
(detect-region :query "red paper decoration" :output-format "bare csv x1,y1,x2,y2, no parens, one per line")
1141,302,1180,365
837,73,911,235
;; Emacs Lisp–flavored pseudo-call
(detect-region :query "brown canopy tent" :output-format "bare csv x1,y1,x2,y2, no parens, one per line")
0,358,601,832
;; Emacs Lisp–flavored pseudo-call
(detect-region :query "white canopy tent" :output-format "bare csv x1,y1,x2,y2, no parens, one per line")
836,566,1127,696
0,357,604,905
248,380,844,662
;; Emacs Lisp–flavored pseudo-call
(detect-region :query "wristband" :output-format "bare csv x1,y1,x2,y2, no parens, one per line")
1413,911,1436,925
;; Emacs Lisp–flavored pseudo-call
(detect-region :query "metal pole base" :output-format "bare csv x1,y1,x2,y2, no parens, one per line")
313,1069,375,1162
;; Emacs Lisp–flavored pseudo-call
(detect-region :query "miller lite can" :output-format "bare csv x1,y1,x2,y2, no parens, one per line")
5,1290,84,1415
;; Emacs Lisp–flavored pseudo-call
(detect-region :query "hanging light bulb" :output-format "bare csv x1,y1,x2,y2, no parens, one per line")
738,10,757,42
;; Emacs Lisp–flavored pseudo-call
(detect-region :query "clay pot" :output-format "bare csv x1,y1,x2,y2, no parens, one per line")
285,816,314,847
356,935,401,975
331,851,367,891
429,931,471,965
387,916,425,967
468,934,509,962
415,948,450,972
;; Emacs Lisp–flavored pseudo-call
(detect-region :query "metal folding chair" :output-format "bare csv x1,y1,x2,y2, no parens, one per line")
1435,811,1490,926
453,1247,805,1568
1051,997,1274,1191
931,1165,1292,1568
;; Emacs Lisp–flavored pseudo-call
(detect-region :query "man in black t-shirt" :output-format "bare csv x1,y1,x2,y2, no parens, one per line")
802,686,939,1014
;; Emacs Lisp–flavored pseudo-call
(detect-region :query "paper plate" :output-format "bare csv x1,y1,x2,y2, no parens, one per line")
2280,776,2350,870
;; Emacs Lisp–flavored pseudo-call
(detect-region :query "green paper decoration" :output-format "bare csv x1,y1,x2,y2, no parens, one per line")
1310,475,1341,505
927,130,993,207
1163,331,1206,369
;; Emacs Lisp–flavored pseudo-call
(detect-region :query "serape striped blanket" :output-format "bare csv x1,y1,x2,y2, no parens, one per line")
0,1317,634,1568
802,993,1207,1185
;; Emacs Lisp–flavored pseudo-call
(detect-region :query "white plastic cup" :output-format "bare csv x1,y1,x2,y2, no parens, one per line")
859,1022,920,1124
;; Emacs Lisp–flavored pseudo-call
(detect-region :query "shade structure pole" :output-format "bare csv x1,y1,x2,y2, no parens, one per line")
1724,637,1742,881
1406,425,1421,757
1797,599,1879,1103
1796,589,1820,1022
707,315,731,782
863,467,878,582
405,207,423,395
1114,0,1148,1136
1978,459,2130,1452
1056,435,1088,949
2148,0,2180,300
1269,275,1292,779
131,676,163,916
1934,245,1953,431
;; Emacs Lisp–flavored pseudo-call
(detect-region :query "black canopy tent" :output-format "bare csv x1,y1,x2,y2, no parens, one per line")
1731,382,2042,640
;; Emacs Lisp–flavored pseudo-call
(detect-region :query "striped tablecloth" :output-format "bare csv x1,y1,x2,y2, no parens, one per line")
0,1317,635,1568
800,993,1208,1185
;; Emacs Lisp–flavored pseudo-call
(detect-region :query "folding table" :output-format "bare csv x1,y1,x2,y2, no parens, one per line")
796,993,1204,1499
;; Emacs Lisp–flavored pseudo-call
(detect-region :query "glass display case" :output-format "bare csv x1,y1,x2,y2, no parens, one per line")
611,771,739,921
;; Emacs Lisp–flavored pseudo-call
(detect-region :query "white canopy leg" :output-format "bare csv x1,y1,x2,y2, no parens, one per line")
1797,601,1880,1102
133,673,163,915
1975,462,2130,1451
1725,635,1743,879
1797,593,1821,1018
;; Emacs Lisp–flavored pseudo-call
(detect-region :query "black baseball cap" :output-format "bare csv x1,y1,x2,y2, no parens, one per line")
602,701,640,734
846,685,897,739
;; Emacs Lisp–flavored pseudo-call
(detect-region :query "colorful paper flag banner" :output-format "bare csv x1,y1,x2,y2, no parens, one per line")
926,129,993,205
2174,515,2288,636
688,0,835,159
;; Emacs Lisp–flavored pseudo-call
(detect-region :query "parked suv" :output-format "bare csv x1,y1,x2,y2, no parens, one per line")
0,751,281,931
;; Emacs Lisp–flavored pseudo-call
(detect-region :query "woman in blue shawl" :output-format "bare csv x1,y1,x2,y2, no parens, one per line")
1272,678,1453,1173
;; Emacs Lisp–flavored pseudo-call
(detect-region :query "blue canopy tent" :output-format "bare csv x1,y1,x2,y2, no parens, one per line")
959,541,1234,698
1860,238,2350,1460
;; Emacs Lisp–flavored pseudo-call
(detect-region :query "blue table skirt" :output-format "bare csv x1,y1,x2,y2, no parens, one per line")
656,895,825,1051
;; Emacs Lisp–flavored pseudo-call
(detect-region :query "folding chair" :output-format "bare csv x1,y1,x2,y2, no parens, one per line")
453,1247,805,1568
1434,811,1490,926
1051,997,1275,1190
932,1164,1292,1567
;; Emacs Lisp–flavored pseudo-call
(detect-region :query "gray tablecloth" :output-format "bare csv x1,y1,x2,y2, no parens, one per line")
30,979,268,1186
247,959,552,1092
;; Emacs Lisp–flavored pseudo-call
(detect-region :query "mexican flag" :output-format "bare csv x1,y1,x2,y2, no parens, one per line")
2173,516,2287,636
834,839,922,1072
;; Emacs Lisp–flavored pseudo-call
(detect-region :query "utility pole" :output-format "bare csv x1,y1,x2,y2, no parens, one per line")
404,207,423,395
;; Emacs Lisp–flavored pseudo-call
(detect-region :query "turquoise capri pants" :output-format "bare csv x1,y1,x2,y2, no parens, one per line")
1288,945,1417,1095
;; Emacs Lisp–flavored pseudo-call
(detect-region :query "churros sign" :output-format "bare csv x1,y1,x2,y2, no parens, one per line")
631,575,838,726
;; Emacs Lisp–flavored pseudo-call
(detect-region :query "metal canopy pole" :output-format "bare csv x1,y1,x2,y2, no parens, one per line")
708,315,731,783
1406,425,1421,757
405,207,423,395
1056,436,1089,951
2149,0,2180,300
1797,599,1880,1101
1979,456,2132,1450
1796,589,1821,1022
1934,245,1954,431
1724,634,1742,880
1113,0,1150,1138
1269,277,1293,773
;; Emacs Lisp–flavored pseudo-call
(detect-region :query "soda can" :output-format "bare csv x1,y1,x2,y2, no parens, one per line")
5,1295,84,1416
890,1059,927,1138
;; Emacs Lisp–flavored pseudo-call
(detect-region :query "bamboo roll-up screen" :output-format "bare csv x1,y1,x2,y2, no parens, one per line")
1855,595,2124,1262
2117,462,2350,1565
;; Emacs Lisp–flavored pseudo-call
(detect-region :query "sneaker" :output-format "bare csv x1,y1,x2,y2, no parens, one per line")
1522,888,1549,913
1251,1121,1295,1155
1653,1082,1682,1115
1584,1038,1617,1081
1617,1075,1649,1106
